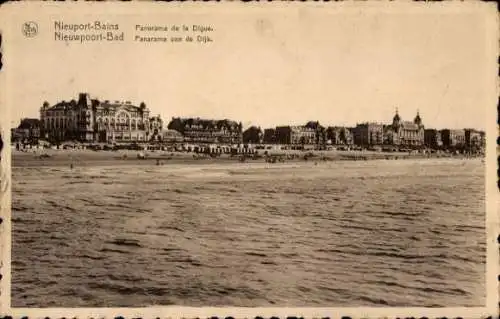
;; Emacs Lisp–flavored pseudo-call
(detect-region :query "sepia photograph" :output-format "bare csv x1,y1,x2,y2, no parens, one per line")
0,2,498,317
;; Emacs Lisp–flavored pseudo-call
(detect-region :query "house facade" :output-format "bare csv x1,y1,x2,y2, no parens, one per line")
274,125,316,145
424,129,443,149
441,129,466,149
353,123,384,146
12,118,42,144
326,126,354,145
243,126,263,144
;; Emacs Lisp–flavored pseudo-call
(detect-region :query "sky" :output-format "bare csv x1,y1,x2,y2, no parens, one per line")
3,3,497,131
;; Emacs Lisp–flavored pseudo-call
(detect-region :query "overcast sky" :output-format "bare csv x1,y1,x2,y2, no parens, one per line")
4,2,497,130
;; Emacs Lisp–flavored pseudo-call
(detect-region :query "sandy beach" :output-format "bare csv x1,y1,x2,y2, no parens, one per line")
10,148,472,167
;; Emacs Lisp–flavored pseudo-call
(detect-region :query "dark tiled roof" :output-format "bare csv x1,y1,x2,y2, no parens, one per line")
305,121,323,130
99,102,142,111
243,126,261,132
50,100,78,111
176,118,240,129
47,95,147,112
18,118,41,129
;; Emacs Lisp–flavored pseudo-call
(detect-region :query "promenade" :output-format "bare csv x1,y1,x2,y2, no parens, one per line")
11,147,481,167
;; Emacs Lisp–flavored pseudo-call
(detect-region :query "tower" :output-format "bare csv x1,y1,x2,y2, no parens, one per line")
392,107,401,129
78,93,92,108
414,110,422,127
40,101,50,138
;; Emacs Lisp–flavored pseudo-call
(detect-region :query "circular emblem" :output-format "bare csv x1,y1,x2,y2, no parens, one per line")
22,21,38,38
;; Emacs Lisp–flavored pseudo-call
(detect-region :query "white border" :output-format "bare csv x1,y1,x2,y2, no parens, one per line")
0,2,498,318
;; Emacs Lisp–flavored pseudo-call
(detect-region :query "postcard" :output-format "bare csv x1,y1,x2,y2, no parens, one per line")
0,2,498,318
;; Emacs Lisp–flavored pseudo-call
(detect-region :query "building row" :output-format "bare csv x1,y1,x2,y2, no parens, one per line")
12,93,243,146
242,110,485,153
11,93,485,153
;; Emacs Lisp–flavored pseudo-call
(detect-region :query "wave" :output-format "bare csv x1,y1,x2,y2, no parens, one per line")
79,254,105,261
87,282,169,297
355,295,390,306
244,252,268,257
66,180,93,185
107,238,142,248
158,225,185,232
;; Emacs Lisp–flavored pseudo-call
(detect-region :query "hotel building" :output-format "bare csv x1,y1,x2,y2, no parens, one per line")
40,93,157,143
385,110,425,147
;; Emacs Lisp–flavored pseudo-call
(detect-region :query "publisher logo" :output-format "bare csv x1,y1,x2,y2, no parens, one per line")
22,22,38,38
